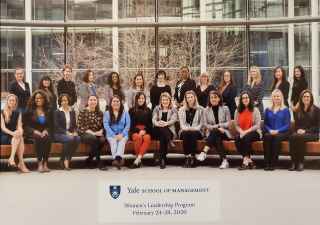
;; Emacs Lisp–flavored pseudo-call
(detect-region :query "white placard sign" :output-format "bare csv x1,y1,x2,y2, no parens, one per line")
98,180,220,223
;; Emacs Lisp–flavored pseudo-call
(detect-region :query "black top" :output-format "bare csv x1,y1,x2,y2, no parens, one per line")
9,80,31,110
161,112,168,122
150,85,172,110
1,110,19,133
57,79,77,106
211,106,219,124
291,79,308,106
294,106,320,135
195,85,215,107
44,90,57,110
174,79,196,103
54,109,77,134
186,108,196,126
23,109,53,138
129,107,153,135
221,84,237,119
272,81,290,106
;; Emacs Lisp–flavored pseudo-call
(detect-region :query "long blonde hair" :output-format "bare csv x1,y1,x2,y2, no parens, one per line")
248,66,262,85
182,90,199,109
2,94,18,123
269,89,286,111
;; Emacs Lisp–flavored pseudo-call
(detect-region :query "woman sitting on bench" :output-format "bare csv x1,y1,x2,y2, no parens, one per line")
234,91,262,170
104,95,131,169
1,94,29,173
263,89,291,171
197,90,233,169
152,92,178,169
178,90,204,168
23,90,53,173
289,90,320,171
54,94,80,170
129,92,152,169
78,95,105,169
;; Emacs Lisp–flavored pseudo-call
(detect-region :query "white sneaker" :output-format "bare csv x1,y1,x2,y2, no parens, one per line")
219,159,229,169
196,152,207,161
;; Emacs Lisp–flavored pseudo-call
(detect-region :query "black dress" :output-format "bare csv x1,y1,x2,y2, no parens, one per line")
221,84,237,119
195,85,215,107
0,110,20,144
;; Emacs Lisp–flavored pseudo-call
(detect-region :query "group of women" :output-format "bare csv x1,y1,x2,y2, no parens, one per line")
1,64,319,173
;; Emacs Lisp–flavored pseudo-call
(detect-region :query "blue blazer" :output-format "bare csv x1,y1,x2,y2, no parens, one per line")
103,111,131,138
54,109,77,134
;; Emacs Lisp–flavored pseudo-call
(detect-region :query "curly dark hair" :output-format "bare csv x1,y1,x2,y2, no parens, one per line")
237,91,254,113
293,65,307,83
107,71,121,87
57,93,71,107
27,89,50,111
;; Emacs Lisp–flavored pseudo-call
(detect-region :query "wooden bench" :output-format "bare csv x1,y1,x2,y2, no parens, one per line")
1,140,320,159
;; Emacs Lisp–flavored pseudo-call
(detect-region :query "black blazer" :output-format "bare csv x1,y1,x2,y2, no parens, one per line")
174,78,196,103
23,109,53,138
195,85,215,108
54,109,77,134
221,84,237,119
294,106,320,135
272,81,290,106
9,80,31,110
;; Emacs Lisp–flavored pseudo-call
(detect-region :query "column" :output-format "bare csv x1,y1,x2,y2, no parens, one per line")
311,0,319,105
200,0,207,73
112,0,119,72
25,0,32,90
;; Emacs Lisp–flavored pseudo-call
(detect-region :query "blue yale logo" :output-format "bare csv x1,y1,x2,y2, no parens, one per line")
109,185,121,199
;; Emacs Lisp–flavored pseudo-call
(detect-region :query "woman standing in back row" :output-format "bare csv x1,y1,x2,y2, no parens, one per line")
244,66,264,118
218,70,237,119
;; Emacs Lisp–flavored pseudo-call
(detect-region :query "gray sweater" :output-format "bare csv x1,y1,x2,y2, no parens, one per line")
203,105,232,138
178,105,204,136
152,106,178,138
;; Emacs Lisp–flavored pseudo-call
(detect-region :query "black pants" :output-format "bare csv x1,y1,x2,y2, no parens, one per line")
81,133,105,161
154,127,173,161
34,135,52,162
235,131,260,157
289,133,319,164
55,134,81,161
206,129,229,160
263,132,289,167
180,130,202,156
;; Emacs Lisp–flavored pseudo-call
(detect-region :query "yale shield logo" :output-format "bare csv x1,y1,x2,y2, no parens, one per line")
109,185,121,199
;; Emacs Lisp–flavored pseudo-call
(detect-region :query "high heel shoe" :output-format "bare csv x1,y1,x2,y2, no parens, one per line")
160,159,166,169
238,163,249,170
248,161,256,169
